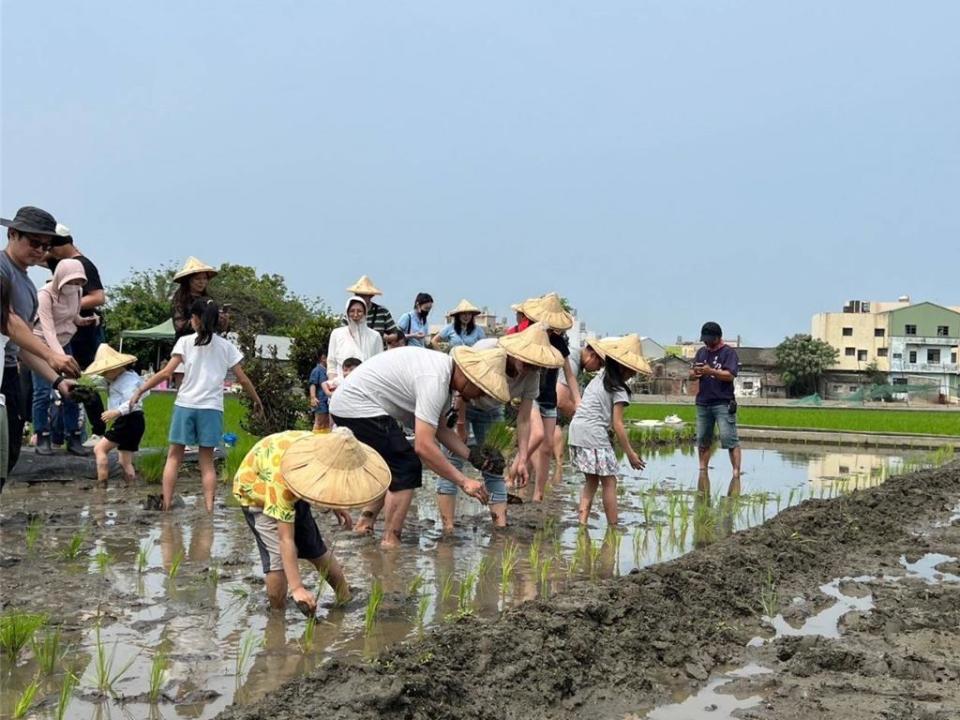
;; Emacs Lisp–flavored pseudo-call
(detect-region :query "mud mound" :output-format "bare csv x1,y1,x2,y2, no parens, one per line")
217,462,960,720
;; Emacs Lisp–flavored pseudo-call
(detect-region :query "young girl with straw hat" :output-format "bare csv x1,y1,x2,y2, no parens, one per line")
83,344,146,484
568,334,651,526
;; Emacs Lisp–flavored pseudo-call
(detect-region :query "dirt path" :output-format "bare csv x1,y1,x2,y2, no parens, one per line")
216,461,960,720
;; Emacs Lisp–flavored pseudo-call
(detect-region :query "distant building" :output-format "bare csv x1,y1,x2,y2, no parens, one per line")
667,336,742,360
735,347,786,399
650,355,695,396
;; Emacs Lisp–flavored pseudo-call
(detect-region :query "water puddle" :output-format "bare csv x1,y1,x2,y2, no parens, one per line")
636,664,771,720
900,553,960,584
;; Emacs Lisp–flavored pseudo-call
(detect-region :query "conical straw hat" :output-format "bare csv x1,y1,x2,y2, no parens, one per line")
173,256,218,282
451,346,511,404
280,428,391,509
593,334,652,376
83,344,138,376
522,292,573,331
497,322,563,368
511,297,538,315
345,275,382,296
448,298,482,317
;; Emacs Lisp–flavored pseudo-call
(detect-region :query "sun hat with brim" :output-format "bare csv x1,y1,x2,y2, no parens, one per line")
522,292,573,331
346,275,382,296
594,334,653,376
451,345,511,404
585,337,605,358
1,206,60,236
173,256,218,282
448,298,482,317
498,322,563,368
83,345,138,376
280,428,391,509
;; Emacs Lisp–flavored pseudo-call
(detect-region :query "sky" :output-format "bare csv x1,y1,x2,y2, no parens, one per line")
2,1,959,345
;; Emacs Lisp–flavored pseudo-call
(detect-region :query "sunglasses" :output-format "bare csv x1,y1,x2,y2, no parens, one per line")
21,235,52,251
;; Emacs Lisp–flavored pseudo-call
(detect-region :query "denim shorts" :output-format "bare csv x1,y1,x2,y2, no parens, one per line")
436,460,508,505
695,403,739,449
169,406,224,448
537,402,558,420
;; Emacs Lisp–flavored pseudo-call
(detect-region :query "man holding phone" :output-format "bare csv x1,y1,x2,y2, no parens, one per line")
690,321,741,476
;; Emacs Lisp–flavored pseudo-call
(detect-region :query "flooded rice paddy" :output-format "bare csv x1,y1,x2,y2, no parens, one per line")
0,442,932,719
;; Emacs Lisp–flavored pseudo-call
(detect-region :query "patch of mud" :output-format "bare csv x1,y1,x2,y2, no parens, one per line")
217,462,960,720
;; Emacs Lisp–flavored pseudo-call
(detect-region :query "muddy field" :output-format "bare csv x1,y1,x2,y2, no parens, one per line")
216,460,960,720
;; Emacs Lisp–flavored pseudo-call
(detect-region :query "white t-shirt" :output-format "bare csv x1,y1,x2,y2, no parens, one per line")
471,337,539,409
108,370,145,415
172,334,243,411
567,370,630,449
330,347,452,428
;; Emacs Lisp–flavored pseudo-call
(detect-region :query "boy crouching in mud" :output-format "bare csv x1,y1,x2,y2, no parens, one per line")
233,428,389,614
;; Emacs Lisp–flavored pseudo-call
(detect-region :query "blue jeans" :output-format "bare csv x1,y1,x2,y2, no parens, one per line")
436,405,508,504
695,402,740,449
32,349,81,437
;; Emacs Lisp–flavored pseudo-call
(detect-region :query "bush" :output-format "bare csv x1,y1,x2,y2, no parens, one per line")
236,327,309,436
288,313,340,383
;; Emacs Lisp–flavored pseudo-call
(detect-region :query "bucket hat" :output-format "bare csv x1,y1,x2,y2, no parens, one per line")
173,256,218,282
448,298,482,317
280,428,391,509
1,206,60,236
521,293,573,331
451,346,511,404
593,334,652,376
346,275,382,296
497,322,563,368
83,345,138,376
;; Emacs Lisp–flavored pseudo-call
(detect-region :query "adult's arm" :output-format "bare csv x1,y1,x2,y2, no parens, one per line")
414,419,488,502
130,354,183,406
7,312,80,377
562,357,581,406
613,402,644,469
276,520,316,611
513,397,533,486
80,289,106,312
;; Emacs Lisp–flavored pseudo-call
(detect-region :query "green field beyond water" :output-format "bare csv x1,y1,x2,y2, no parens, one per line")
140,392,256,448
626,404,960,437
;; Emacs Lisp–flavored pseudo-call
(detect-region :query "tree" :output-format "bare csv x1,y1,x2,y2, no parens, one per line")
103,264,177,369
775,334,839,397
288,313,341,382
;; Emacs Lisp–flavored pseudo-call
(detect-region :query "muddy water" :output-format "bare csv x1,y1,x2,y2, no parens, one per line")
0,443,917,719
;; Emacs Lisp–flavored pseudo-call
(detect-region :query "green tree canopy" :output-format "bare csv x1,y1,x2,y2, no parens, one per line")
775,334,839,397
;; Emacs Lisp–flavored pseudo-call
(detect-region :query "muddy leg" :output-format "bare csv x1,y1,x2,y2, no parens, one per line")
94,437,118,483
118,450,136,483
311,551,350,604
264,570,288,610
162,444,186,510
599,475,619,526
489,503,507,528
552,426,565,483
381,489,413,549
355,497,384,534
198,447,218,513
437,493,457,533
578,473,599,524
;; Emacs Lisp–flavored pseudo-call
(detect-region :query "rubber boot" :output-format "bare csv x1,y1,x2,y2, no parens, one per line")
36,433,54,456
66,433,90,457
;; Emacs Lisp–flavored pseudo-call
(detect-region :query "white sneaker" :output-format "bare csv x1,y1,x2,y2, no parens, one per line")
84,434,102,448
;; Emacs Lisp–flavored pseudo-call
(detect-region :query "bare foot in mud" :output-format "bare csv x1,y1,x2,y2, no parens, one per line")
380,530,402,550
353,511,376,535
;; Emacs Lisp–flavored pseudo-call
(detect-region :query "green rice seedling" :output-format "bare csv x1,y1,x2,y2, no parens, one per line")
235,630,259,684
298,616,317,653
538,558,553,598
589,539,604,580
92,623,137,697
0,610,47,662
500,541,519,597
31,626,63,675
25,516,43,553
93,549,113,574
407,572,425,598
632,526,644,566
135,450,167,484
364,580,384,636
59,530,86,560
12,676,40,719
640,493,654,526
55,670,78,720
759,569,779,618
476,555,491,581
207,564,221,589
439,573,456,606
528,531,543,572
417,593,430,634
168,549,184,579
147,648,168,703
457,568,478,614
136,541,150,574
543,515,557,538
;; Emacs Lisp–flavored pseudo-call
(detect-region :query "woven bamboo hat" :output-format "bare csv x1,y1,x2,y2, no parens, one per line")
173,256,218,282
346,275,382,296
280,428,391,509
522,292,573,331
498,322,563,368
593,334,652,376
83,345,138,376
448,298,482,317
451,346,511,404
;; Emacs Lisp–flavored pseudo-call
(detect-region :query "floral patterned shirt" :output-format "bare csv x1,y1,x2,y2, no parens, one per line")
232,431,312,522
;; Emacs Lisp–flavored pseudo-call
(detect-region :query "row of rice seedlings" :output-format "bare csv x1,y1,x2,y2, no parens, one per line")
31,626,64,674
12,676,40,719
148,648,168,703
363,580,384,636
0,610,47,662
59,530,87,560
25,516,44,553
92,623,137,698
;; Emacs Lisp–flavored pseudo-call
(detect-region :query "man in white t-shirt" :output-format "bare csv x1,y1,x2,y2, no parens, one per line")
330,345,510,549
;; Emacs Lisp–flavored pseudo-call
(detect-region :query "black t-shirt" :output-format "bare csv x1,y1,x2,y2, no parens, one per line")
48,254,103,317
537,333,571,406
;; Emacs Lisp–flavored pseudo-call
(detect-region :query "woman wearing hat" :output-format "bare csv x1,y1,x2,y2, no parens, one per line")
431,299,485,350
330,345,511,548
83,345,146,484
568,335,651,526
171,257,222,340
233,429,372,613
345,275,402,348
326,297,383,389
436,323,563,529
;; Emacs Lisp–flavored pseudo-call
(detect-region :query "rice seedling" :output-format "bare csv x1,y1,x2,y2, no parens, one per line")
528,531,543,572
92,623,137,697
234,630,259,684
25,516,43,553
759,569,779,618
482,421,515,454
364,580,384,636
12,676,40,719
407,572,425,598
476,555,491,581
93,549,113,574
31,626,63,675
500,541,519,597
136,541,150,574
59,530,86,560
0,610,47,662
457,568,478,614
135,450,167,484
416,594,430,633
589,539,604,580
168,549,184,579
439,573,456,606
538,558,553,598
207,564,221,589
298,615,318,653
55,670,78,720
147,648,168,703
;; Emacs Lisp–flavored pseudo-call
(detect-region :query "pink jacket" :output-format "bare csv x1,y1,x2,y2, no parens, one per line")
33,258,86,349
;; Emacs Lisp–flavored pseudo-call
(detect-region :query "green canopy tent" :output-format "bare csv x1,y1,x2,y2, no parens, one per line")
119,318,175,370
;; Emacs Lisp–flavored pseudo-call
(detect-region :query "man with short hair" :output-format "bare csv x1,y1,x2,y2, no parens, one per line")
344,275,402,348
1,206,81,476
690,321,741,476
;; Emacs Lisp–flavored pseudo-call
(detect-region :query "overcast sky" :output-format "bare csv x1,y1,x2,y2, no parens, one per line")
3,1,958,345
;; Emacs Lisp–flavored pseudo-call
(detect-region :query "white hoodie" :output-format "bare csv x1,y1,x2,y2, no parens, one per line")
326,296,383,386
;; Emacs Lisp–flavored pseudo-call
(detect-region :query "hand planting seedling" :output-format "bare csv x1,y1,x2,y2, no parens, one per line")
68,375,102,405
